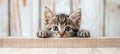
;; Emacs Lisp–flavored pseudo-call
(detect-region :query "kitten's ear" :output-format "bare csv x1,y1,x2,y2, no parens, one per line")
69,9,81,25
44,7,54,24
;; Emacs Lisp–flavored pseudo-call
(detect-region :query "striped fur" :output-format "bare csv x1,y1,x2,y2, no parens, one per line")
37,7,90,38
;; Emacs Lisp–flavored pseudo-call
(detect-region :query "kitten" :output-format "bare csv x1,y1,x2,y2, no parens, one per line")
37,7,90,38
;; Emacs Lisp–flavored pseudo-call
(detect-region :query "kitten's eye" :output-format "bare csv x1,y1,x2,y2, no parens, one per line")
53,26,58,31
65,26,71,31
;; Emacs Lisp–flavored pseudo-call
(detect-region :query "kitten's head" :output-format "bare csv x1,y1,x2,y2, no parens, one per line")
44,7,81,37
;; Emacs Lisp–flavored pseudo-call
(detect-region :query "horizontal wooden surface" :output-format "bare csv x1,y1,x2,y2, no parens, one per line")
0,37,120,48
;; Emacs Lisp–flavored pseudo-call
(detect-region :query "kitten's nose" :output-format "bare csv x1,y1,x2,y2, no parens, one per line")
59,31,65,37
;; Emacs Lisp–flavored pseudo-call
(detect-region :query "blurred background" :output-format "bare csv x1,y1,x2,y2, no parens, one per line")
0,0,120,37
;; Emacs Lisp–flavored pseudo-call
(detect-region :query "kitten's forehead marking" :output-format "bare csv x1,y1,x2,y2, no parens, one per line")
56,14,69,24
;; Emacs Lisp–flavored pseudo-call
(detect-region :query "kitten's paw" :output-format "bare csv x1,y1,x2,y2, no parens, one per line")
37,30,50,38
77,30,90,38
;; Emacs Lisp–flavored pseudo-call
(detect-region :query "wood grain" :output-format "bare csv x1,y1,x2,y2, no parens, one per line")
55,0,71,15
105,0,120,37
0,0,8,37
81,0,104,37
10,0,39,37
72,0,81,11
0,48,120,54
0,39,3,47
0,37,120,48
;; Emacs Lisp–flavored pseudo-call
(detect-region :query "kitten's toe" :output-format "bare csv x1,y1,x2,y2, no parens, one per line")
37,30,50,38
77,30,90,38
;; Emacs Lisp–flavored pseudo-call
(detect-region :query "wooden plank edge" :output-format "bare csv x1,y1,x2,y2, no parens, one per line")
0,38,3,47
0,37,119,48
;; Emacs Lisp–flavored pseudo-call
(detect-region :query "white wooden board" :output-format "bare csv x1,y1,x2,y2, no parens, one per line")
81,0,104,37
10,0,39,37
0,48,120,54
105,0,120,37
0,0,8,37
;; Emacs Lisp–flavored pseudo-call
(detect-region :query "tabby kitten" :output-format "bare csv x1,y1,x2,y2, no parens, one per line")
37,7,90,38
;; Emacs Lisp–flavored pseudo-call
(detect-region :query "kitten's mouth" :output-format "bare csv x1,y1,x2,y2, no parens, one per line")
59,34,64,37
